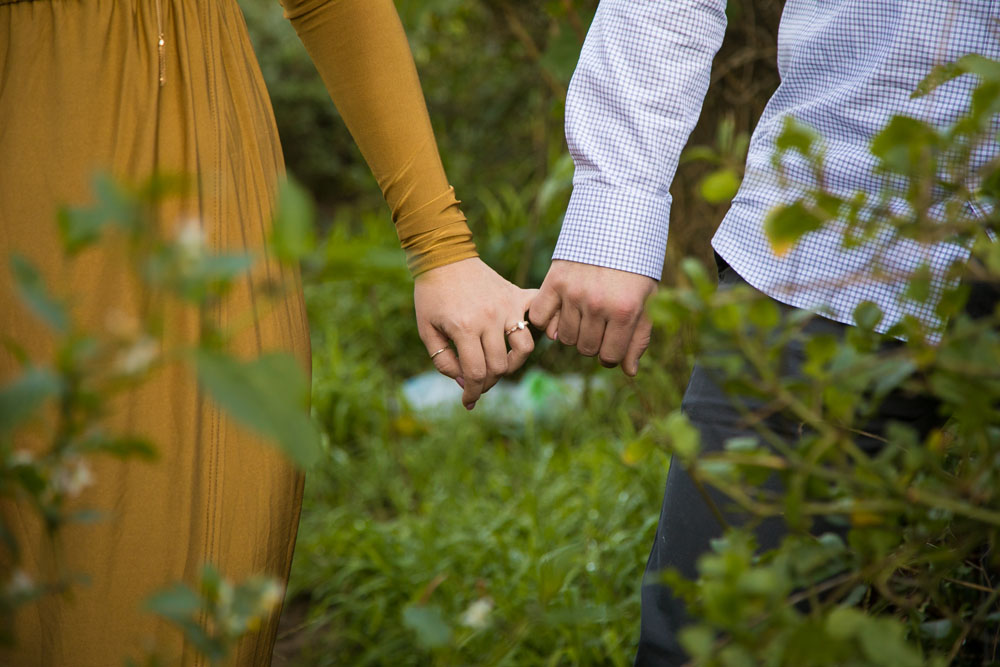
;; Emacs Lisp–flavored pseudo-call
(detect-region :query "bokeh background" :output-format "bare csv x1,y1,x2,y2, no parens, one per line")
237,1,783,664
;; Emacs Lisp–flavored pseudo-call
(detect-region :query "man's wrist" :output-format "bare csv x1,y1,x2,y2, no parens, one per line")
553,182,670,281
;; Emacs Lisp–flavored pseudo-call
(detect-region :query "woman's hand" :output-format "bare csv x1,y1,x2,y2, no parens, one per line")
414,258,537,410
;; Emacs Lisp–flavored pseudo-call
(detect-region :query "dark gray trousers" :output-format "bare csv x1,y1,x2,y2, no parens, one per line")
634,265,944,666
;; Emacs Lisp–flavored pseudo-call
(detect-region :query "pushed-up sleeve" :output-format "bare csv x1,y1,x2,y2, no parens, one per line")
281,0,478,275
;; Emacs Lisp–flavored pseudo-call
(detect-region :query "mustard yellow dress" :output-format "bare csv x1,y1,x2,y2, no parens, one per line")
0,0,476,664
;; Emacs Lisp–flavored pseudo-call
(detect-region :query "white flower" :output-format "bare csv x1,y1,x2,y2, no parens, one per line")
10,449,34,466
6,569,33,597
52,458,94,498
114,336,159,376
176,219,206,262
257,579,284,614
459,597,494,629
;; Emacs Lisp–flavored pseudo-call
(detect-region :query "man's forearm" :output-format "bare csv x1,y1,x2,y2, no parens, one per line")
554,0,728,279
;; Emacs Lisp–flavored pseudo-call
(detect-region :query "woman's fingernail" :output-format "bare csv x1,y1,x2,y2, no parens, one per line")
465,401,476,411
551,331,558,341
456,377,465,389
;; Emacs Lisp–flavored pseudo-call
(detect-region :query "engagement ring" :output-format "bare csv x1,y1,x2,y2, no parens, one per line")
505,321,529,336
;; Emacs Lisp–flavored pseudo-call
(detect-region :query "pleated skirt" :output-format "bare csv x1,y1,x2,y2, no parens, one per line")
0,1,310,664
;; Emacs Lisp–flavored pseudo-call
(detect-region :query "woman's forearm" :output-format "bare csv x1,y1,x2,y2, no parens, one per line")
281,0,478,275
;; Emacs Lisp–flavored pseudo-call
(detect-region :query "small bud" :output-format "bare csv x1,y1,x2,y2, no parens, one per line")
459,597,493,629
114,336,160,376
6,569,34,597
176,219,206,263
53,458,94,498
10,449,34,466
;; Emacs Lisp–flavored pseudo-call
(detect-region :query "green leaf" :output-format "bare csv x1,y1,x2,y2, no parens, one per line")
10,463,46,499
723,436,760,453
195,352,321,468
679,626,716,659
57,173,141,254
699,169,742,204
978,161,1000,203
196,253,256,282
9,254,69,333
680,145,721,165
271,177,316,263
66,509,107,524
92,172,140,232
747,297,780,331
764,202,825,256
871,359,917,397
57,206,107,256
859,618,924,667
77,435,158,461
655,411,701,461
919,619,953,640
870,116,939,174
145,584,202,620
0,367,60,435
803,333,837,378
402,604,452,649
775,116,817,156
914,53,1000,97
853,301,883,331
826,606,865,640
913,61,969,98
198,564,223,603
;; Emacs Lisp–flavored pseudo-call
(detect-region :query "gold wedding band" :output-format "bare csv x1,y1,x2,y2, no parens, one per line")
429,347,449,360
505,320,529,336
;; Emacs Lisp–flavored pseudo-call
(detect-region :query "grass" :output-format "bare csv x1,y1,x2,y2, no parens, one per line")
278,235,685,665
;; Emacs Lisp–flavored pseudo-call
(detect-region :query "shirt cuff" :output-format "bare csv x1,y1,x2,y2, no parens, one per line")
552,183,671,280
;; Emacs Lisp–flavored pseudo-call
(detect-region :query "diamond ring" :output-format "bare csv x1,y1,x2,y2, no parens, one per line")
504,320,529,336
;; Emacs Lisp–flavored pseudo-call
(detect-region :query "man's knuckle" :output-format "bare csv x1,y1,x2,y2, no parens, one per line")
583,295,607,313
563,285,585,302
610,303,639,322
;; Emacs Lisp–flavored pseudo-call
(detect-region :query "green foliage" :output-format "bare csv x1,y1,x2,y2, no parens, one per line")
646,56,1000,666
271,177,318,264
9,255,69,334
142,565,284,665
0,368,60,437
2,174,319,660
287,404,669,666
278,205,680,663
195,352,320,469
682,115,751,205
764,202,825,258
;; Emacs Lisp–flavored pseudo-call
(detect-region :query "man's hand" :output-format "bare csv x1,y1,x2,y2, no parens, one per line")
414,257,537,410
529,260,656,376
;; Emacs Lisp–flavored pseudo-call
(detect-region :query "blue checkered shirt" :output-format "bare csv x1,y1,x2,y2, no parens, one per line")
553,0,1000,331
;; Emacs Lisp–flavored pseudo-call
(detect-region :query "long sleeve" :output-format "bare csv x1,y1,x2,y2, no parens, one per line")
281,0,478,275
552,0,727,280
